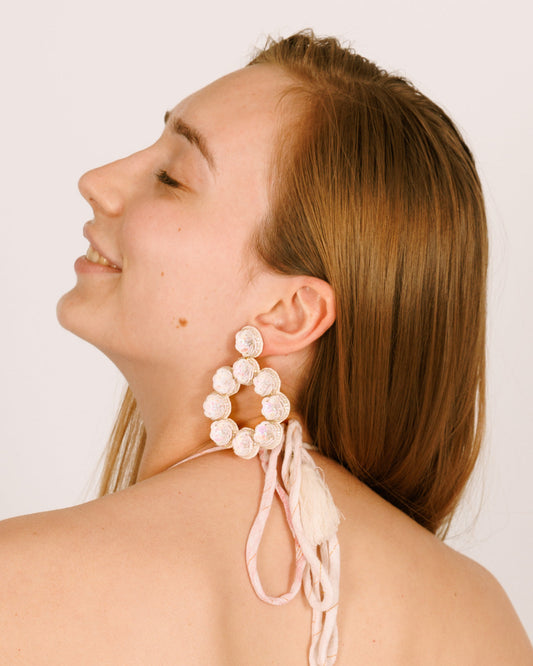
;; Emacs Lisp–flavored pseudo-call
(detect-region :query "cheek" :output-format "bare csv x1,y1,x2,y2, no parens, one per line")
118,207,248,341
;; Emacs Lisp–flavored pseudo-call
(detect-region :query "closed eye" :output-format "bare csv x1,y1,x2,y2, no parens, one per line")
156,169,183,188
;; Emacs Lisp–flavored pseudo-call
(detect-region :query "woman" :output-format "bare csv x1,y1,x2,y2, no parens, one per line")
1,30,531,664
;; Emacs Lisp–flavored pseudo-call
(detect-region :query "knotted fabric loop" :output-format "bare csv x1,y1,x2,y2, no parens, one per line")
245,438,307,604
244,420,342,666
169,418,342,666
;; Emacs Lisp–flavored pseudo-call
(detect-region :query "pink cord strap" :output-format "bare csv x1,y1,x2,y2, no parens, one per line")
245,439,308,604
237,420,342,666
169,420,343,666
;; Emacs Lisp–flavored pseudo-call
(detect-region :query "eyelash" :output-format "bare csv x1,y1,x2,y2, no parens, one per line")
155,169,182,189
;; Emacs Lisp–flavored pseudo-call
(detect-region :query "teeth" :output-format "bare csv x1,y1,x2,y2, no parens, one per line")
86,245,119,269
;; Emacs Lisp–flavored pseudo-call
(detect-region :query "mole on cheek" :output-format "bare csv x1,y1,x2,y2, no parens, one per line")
161,271,165,277
174,317,189,329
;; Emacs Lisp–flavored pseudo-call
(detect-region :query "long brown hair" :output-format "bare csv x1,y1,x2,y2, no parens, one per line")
98,30,487,537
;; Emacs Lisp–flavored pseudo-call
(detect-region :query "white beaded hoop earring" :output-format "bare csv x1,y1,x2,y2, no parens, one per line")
203,325,290,459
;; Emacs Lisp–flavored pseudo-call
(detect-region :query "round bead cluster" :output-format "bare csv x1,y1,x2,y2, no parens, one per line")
202,325,290,459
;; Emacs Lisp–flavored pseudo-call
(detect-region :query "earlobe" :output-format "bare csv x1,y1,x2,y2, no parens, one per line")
254,277,335,356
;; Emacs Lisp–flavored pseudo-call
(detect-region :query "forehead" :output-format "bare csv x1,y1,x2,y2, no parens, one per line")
170,64,293,177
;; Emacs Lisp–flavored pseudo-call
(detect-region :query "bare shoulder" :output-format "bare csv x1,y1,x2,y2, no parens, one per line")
422,544,533,666
444,551,533,663
0,505,92,660
324,453,533,664
0,451,301,663
0,478,221,664
0,504,90,586
1,452,532,665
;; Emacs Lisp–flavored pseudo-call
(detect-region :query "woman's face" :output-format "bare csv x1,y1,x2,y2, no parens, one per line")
57,64,292,373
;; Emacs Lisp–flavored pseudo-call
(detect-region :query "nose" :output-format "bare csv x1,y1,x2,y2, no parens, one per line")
78,152,142,217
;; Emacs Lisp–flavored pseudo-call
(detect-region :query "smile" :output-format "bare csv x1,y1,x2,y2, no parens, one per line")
86,244,121,269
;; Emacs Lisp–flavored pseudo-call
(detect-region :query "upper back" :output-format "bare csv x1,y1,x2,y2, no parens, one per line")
1,448,531,665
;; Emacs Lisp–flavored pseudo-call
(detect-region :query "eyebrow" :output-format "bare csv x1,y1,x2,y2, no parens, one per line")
164,111,217,175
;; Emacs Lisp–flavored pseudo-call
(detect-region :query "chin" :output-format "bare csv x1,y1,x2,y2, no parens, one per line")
56,287,80,331
56,287,107,350
56,289,147,372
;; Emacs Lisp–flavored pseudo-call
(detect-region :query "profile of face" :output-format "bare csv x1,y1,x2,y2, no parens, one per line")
57,64,295,383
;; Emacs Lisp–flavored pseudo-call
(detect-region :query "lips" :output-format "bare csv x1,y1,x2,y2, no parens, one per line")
83,222,122,270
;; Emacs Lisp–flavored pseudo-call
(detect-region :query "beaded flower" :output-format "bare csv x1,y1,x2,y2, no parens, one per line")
202,325,290,459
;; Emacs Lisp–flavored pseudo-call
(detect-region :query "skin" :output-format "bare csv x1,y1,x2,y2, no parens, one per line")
1,63,532,664
56,63,335,480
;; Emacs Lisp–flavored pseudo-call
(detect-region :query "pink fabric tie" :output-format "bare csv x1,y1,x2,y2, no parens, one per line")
169,419,342,666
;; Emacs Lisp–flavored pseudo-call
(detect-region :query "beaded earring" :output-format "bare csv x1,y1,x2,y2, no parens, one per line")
198,324,342,665
202,325,291,459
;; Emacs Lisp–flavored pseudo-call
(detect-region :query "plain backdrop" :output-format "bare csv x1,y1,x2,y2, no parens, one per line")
1,0,531,642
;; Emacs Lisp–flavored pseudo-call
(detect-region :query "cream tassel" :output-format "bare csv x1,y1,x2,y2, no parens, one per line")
299,451,344,546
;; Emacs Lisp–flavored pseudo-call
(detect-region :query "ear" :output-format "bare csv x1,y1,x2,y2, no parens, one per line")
253,276,336,356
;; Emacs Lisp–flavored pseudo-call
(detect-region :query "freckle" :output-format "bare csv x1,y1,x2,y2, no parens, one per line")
161,271,165,277
179,318,188,327
178,227,182,232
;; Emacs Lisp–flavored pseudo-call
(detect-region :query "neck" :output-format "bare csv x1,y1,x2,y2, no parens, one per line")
116,360,293,482
110,350,309,482
110,356,212,481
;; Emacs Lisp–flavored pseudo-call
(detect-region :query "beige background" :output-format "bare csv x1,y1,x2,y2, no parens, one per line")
1,0,531,641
